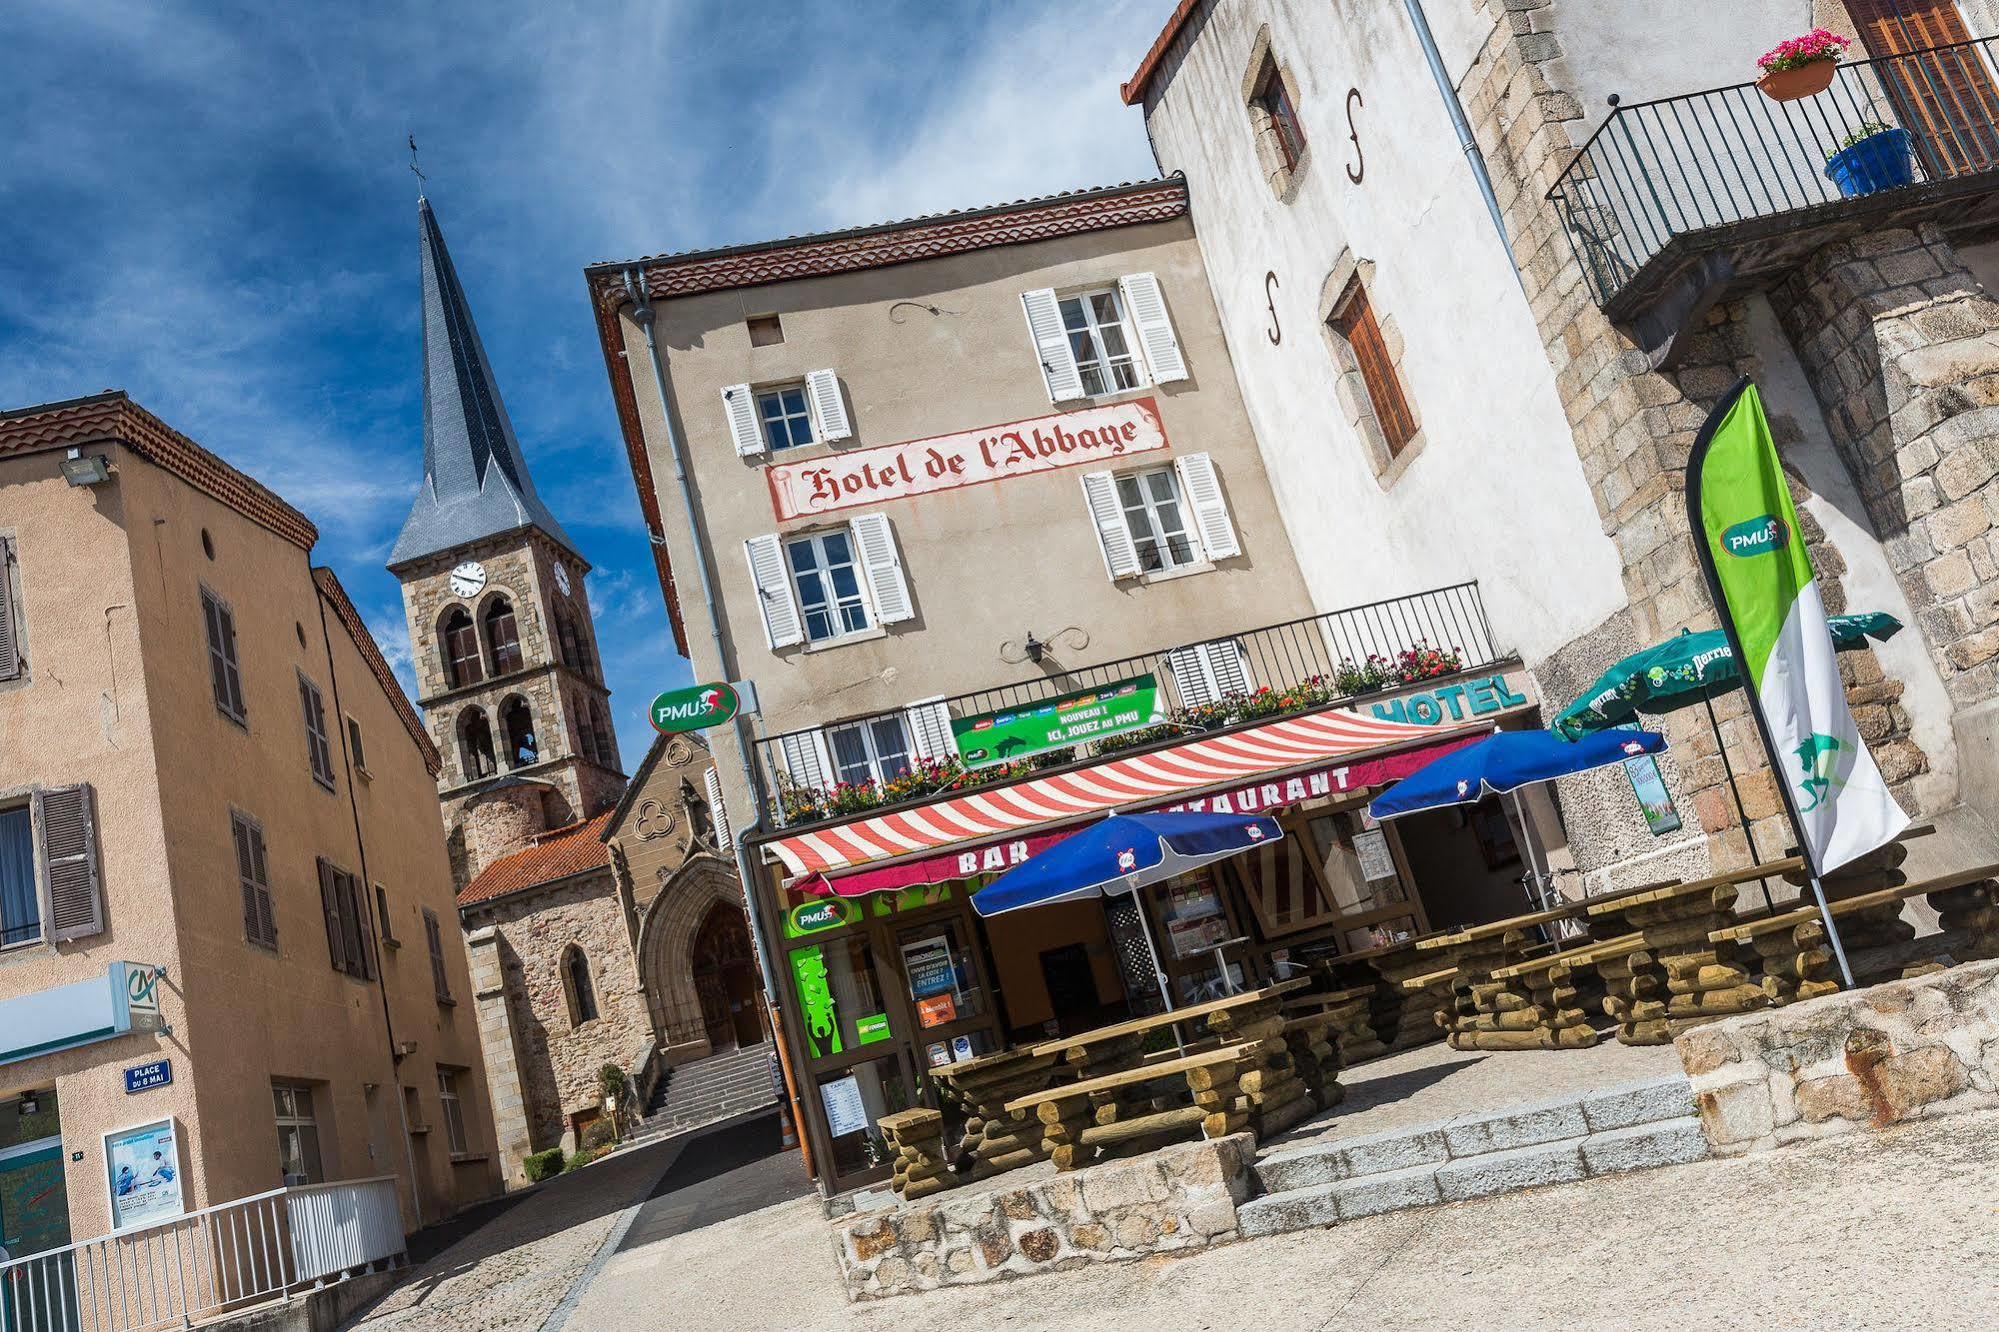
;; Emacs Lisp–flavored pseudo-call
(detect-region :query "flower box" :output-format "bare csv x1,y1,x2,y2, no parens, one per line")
1756,28,1849,102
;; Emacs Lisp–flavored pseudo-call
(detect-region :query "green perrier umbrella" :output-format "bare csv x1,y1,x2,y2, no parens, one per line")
1553,612,1902,740
1552,611,1902,894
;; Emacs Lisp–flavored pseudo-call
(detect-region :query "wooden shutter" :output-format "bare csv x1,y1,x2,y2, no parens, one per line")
0,539,19,682
1079,472,1143,579
744,534,805,649
721,384,765,456
849,514,913,625
778,729,836,794
703,766,732,849
1021,288,1085,402
425,909,450,999
346,870,376,980
1172,453,1241,560
37,784,102,941
1847,0,1999,174
299,675,334,788
317,857,346,973
804,369,852,442
234,813,277,947
1332,284,1418,457
1118,273,1188,384
903,698,958,762
203,591,234,715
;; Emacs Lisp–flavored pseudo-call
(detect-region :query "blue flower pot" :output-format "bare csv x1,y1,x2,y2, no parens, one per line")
1825,127,1914,198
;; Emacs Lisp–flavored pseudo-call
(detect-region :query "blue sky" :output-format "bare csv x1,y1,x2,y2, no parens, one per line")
0,0,1160,762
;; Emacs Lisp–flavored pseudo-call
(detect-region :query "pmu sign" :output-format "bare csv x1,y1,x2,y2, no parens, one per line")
650,681,739,734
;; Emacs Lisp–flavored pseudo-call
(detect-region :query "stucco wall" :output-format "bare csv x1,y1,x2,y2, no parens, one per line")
1138,0,1627,670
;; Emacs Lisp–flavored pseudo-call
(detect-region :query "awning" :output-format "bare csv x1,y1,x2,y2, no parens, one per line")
767,703,1503,879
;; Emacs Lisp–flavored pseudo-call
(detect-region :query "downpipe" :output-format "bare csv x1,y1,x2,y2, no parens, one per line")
1404,0,1521,290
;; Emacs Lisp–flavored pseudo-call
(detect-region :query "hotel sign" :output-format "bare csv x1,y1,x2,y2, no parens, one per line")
765,397,1169,521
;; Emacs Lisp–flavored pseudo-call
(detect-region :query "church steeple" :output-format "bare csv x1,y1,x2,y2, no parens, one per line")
389,197,581,569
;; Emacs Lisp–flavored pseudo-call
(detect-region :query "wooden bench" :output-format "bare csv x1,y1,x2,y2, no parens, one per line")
926,1047,1066,1185
1005,1042,1273,1170
878,1108,950,1200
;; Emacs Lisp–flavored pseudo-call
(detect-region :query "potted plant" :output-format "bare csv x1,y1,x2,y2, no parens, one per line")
1755,29,1850,102
1825,121,1914,198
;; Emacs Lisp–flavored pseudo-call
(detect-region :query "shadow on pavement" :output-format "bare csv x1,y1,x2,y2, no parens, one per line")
618,1111,810,1253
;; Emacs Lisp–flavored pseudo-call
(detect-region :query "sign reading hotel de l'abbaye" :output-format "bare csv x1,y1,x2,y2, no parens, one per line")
765,397,1168,521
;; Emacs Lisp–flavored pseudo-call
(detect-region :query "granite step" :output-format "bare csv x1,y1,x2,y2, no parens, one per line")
1239,1074,1705,1238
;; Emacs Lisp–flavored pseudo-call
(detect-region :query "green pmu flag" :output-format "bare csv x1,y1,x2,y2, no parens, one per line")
1686,380,1909,874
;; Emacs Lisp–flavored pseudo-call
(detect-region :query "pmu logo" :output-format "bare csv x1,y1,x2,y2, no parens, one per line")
1722,514,1789,557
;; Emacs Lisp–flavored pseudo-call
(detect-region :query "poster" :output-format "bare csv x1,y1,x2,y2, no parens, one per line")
925,1041,953,1068
952,676,1164,769
820,1075,868,1138
901,936,958,1000
916,994,958,1028
1621,747,1684,836
105,1119,182,1230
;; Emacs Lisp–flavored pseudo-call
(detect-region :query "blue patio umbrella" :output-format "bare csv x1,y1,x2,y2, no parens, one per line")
1367,728,1668,821
972,811,1285,1011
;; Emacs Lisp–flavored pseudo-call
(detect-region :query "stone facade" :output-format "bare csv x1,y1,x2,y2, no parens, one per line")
1676,958,1999,1156
831,1134,1256,1301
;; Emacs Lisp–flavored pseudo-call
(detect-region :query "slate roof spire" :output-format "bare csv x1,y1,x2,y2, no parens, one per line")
389,196,582,569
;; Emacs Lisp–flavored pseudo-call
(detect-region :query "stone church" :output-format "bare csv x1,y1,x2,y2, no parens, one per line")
388,196,761,1180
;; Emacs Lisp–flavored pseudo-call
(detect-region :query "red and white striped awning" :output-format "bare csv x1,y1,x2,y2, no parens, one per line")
765,706,1481,878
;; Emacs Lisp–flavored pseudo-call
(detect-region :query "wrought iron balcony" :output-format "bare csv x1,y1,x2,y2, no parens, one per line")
754,582,1505,831
1549,37,1999,345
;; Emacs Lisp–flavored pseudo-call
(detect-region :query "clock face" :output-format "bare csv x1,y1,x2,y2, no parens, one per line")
448,561,486,599
553,563,572,596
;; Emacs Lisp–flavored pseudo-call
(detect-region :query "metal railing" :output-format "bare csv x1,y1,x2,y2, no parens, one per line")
0,1176,405,1332
756,582,1500,829
1549,36,1999,306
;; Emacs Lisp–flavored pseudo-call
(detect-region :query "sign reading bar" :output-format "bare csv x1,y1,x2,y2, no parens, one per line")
650,682,739,734
953,675,1163,769
765,397,1169,521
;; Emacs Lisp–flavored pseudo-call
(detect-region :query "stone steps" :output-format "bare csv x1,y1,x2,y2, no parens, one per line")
1239,1073,1707,1237
633,1044,778,1140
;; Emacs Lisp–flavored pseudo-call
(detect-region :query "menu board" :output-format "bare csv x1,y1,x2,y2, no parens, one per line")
1354,829,1396,883
820,1075,868,1138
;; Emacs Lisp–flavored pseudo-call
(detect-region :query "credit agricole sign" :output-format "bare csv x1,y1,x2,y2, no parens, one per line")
765,397,1168,521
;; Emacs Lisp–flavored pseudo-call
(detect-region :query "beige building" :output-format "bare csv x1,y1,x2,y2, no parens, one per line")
0,391,501,1272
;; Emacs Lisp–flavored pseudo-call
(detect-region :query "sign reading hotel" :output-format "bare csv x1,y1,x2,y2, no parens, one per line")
952,675,1164,769
765,397,1168,521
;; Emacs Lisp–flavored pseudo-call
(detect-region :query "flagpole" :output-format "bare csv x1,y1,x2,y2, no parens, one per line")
1685,378,1857,990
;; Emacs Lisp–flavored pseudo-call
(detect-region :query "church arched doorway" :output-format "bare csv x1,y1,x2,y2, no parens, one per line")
691,902,762,1052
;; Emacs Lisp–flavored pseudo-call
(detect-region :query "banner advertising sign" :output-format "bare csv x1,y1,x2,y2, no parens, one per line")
952,676,1163,768
649,682,739,734
105,1118,183,1231
765,398,1169,521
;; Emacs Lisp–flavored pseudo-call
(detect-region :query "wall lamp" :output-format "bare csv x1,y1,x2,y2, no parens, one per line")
61,448,111,487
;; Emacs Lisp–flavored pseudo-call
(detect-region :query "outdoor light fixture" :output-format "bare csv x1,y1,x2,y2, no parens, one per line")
18,1095,38,1116
1024,631,1046,664
60,447,110,486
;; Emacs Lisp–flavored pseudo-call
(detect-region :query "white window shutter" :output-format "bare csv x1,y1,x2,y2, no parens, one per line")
804,369,852,443
703,766,732,848
1165,647,1217,708
1119,272,1188,384
1174,452,1241,560
1079,472,1142,580
1021,288,1085,402
779,729,836,794
721,384,765,457
0,540,18,682
1201,640,1252,696
744,534,804,648
1165,641,1251,708
37,783,103,942
904,697,958,762
849,514,914,626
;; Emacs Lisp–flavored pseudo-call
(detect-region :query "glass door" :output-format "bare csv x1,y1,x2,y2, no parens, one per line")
784,928,917,1188
0,1138,75,1332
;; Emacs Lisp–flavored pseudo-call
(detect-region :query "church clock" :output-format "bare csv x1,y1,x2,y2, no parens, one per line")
449,560,487,599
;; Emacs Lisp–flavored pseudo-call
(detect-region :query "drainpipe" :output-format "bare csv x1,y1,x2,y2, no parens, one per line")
1403,0,1521,290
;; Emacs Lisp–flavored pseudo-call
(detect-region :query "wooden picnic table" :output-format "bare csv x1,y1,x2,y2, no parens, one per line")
925,1046,1066,1184
1417,902,1594,1051
1312,933,1459,1061
1026,977,1310,1060
1005,1042,1268,1170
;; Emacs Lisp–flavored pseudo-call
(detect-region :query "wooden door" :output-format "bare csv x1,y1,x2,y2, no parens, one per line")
692,903,757,1052
1847,1,1999,174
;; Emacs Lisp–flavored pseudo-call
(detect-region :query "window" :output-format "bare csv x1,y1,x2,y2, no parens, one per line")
1117,466,1198,573
298,673,335,791
484,597,523,675
826,715,913,789
757,385,815,452
1059,289,1144,397
0,804,38,947
233,811,277,949
1330,278,1418,458
375,883,398,946
1253,60,1306,172
459,708,497,780
317,858,375,980
437,1069,469,1155
202,587,246,722
345,717,368,775
273,1085,323,1185
0,537,24,682
747,313,784,346
501,697,537,768
442,608,482,688
785,529,871,644
563,946,599,1025
424,908,451,1002
591,699,616,768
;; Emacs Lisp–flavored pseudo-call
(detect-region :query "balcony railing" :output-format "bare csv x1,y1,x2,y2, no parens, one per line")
1550,36,1999,309
0,1176,405,1332
755,582,1502,831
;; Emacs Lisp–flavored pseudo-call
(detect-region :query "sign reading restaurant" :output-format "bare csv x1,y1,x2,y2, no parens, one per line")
765,397,1169,521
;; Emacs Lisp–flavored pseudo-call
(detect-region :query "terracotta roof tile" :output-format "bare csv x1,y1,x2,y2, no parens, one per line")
0,392,318,548
1122,0,1206,106
457,811,615,907
312,567,440,777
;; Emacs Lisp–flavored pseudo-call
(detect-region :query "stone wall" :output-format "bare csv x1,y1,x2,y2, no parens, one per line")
831,1135,1256,1300
1676,958,1999,1156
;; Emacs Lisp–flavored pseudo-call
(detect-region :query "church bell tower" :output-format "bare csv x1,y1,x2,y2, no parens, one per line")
388,196,625,892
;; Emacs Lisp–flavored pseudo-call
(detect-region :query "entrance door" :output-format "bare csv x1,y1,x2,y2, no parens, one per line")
1847,0,1999,174
0,1138,74,1332
692,904,762,1051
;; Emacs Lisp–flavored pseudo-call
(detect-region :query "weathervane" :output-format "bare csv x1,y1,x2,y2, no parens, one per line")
409,135,428,193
